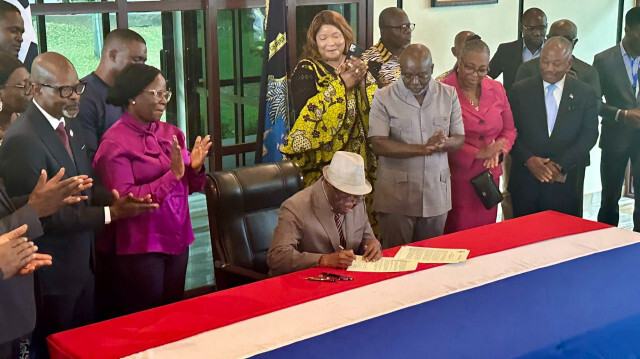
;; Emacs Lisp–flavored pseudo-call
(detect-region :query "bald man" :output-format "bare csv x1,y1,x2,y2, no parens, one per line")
0,52,157,358
508,37,598,218
369,44,464,248
435,31,475,82
77,29,147,161
515,19,601,98
362,7,413,87
489,8,547,93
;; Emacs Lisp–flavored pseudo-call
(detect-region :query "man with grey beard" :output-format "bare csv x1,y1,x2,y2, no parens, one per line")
368,44,464,249
0,52,158,358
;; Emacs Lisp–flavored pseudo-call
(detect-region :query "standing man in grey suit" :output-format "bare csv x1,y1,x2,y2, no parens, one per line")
0,52,158,358
369,44,464,248
515,19,601,98
509,37,599,217
595,7,640,232
489,7,547,94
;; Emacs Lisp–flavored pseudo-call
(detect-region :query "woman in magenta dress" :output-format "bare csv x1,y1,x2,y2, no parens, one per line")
442,38,517,233
93,63,212,315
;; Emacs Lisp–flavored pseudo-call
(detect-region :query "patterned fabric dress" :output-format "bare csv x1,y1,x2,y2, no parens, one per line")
282,58,378,229
283,58,377,187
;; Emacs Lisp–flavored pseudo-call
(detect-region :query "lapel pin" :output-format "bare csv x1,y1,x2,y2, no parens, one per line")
69,129,74,137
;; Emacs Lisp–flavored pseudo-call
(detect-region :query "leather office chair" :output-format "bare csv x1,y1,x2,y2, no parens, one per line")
205,161,303,290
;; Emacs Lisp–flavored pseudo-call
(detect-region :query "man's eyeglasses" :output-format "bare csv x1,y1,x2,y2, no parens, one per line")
1,82,31,95
522,24,547,32
39,81,86,98
330,185,364,206
384,23,415,33
461,63,490,77
145,89,172,102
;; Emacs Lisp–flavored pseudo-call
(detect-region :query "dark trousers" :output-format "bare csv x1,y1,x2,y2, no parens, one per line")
512,167,585,218
598,147,640,231
30,276,95,359
0,339,18,359
112,248,189,316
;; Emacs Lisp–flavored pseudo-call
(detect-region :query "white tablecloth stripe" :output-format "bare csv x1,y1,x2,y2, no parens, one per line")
126,226,639,359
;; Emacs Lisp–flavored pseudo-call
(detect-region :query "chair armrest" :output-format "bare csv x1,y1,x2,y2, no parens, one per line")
215,261,268,282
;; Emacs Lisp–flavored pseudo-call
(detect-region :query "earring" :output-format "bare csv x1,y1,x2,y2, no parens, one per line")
0,99,3,112
132,100,136,105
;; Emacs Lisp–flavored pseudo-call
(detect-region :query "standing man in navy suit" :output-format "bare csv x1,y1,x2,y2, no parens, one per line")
0,52,158,358
508,37,599,218
594,7,640,231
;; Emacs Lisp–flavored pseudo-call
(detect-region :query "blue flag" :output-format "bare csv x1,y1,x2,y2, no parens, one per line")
255,0,289,163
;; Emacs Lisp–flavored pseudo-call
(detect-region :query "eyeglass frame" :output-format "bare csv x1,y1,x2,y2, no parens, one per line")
144,89,172,102
0,82,31,95
383,23,415,33
328,184,364,206
38,81,87,98
460,61,490,77
522,24,547,33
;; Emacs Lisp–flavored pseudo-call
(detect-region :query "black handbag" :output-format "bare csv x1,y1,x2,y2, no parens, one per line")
470,169,503,210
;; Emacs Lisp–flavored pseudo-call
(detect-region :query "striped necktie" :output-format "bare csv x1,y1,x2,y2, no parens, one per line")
334,213,346,249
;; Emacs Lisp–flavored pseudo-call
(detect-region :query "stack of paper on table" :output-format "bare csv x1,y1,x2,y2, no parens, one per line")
347,247,470,273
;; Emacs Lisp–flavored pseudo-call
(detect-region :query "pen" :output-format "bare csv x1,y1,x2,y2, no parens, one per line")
322,272,354,281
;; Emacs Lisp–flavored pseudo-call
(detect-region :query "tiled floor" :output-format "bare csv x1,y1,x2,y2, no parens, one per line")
184,191,637,291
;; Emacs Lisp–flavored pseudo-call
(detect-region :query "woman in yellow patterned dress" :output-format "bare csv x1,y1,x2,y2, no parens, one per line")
282,10,377,188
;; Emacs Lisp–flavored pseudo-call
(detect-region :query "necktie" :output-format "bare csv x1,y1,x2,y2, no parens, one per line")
334,213,346,249
56,122,74,161
545,83,558,136
627,56,639,97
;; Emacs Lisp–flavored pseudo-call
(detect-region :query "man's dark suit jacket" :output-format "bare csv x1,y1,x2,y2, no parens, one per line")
0,102,107,298
508,75,599,216
0,188,43,344
594,45,640,152
515,56,602,99
489,38,526,94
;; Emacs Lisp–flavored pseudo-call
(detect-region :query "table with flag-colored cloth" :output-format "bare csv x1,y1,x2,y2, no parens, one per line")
47,211,640,358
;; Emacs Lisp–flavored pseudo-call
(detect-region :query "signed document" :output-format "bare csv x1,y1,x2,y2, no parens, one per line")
347,256,418,272
394,246,470,263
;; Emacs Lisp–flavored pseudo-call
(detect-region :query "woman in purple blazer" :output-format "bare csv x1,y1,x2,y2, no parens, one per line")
442,39,517,233
93,64,211,316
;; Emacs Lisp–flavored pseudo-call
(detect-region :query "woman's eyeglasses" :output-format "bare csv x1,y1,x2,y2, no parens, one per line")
461,63,490,77
145,89,172,102
1,82,31,95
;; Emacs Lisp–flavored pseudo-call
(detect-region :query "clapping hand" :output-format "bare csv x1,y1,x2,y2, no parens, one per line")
190,135,212,171
337,57,368,91
109,190,159,221
0,225,52,280
28,168,92,218
170,135,185,180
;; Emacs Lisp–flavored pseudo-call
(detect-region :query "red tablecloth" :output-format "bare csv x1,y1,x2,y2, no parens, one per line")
48,211,610,359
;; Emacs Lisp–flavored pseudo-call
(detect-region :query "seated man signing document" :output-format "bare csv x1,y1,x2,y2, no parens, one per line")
268,152,382,276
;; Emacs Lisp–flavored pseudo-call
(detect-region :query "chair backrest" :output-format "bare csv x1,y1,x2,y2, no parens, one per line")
205,161,303,275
